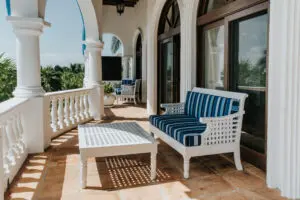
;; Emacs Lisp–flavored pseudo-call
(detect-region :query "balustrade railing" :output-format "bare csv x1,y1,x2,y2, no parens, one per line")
45,88,93,139
0,98,28,194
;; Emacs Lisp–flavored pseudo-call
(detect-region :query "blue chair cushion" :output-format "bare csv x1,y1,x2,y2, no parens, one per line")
122,79,136,85
184,91,240,119
149,114,206,147
115,88,121,95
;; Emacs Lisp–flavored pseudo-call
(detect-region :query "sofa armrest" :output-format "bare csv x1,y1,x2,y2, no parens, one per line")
200,112,245,146
161,103,185,115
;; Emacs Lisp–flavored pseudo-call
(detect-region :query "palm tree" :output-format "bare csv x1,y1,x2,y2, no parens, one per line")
111,36,122,55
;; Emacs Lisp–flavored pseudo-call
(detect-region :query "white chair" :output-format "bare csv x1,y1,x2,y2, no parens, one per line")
117,79,141,104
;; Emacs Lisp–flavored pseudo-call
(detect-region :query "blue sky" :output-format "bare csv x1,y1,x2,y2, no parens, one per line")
0,0,123,66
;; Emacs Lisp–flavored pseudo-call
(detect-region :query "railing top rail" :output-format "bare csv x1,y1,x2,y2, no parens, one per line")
0,98,29,121
45,87,93,97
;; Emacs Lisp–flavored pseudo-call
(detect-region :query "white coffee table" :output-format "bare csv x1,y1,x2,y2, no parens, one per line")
78,122,158,189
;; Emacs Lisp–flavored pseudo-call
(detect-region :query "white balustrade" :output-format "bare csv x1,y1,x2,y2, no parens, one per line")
0,98,28,194
45,88,93,139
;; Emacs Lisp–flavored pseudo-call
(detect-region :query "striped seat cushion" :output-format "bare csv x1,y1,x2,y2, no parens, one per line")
149,115,206,147
185,91,240,119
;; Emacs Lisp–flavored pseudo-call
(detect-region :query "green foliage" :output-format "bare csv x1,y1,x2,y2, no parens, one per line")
104,83,114,94
111,36,122,55
0,53,17,102
41,64,84,92
238,58,266,87
41,66,62,92
61,71,84,90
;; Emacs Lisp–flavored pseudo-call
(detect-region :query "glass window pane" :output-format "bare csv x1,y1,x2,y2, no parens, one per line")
230,13,268,154
204,25,225,89
207,0,227,12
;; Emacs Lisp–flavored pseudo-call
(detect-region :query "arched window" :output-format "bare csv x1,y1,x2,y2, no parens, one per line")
198,0,236,16
158,0,180,36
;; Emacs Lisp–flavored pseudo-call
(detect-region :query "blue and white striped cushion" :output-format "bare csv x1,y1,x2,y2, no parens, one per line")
149,115,206,147
122,79,136,85
184,91,240,119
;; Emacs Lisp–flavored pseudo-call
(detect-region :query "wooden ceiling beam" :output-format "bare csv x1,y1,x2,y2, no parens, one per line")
103,0,139,7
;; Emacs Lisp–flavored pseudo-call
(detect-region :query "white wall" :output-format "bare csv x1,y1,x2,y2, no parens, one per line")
102,0,148,103
102,0,147,56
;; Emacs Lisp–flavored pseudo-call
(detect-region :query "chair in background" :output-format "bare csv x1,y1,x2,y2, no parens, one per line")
116,79,141,104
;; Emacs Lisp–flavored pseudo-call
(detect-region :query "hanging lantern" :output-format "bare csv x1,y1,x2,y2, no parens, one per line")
116,0,125,16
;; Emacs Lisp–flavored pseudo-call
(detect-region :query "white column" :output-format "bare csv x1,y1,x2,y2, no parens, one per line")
180,1,197,102
122,56,133,79
85,40,104,120
146,32,157,115
83,53,89,87
267,0,300,199
142,40,147,103
7,17,47,98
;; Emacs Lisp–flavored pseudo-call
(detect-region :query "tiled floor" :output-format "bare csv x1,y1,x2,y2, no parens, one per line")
6,104,286,200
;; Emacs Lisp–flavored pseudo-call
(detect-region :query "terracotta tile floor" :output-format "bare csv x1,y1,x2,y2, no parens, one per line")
6,104,287,200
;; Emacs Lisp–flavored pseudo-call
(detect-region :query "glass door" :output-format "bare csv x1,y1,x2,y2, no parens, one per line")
229,12,268,155
159,36,180,112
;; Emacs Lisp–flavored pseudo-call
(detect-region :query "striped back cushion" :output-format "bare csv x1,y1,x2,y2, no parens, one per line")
122,79,135,85
184,91,240,119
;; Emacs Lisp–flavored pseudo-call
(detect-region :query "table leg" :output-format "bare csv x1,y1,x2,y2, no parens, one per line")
80,156,87,189
150,152,157,180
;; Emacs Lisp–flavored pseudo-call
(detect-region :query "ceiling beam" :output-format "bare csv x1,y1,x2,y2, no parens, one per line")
103,0,139,7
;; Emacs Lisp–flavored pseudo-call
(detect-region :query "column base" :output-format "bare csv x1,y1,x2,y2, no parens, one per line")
13,86,45,98
89,85,105,120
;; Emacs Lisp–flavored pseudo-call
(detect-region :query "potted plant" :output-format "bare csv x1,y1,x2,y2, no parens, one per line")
104,83,116,108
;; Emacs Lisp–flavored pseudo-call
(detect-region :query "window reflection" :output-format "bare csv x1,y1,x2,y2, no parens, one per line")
204,25,225,89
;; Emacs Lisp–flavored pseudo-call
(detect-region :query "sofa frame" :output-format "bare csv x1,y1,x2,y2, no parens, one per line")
150,87,248,178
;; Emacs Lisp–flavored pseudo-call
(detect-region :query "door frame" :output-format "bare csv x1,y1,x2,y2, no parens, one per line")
157,36,181,114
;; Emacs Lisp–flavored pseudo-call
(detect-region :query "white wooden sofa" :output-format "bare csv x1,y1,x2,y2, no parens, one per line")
149,87,248,178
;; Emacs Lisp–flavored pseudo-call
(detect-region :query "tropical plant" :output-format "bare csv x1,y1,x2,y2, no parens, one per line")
61,71,84,90
111,36,122,55
41,66,62,92
0,53,17,102
104,83,114,94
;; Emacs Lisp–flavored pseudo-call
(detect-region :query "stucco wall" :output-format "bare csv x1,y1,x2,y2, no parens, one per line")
102,0,147,56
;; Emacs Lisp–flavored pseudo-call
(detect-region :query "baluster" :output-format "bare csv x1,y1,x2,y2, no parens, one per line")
16,114,26,151
69,95,75,124
51,98,58,132
79,93,85,120
11,116,23,154
6,119,18,164
58,96,65,130
1,123,10,174
84,92,90,118
75,94,80,122
64,96,71,127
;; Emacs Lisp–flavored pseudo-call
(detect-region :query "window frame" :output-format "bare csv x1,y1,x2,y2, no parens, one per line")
197,0,270,170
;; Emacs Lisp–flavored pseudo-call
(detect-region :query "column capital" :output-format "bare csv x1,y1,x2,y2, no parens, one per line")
84,40,104,52
6,16,50,36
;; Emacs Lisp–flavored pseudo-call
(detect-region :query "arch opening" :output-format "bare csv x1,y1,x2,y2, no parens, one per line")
102,33,124,81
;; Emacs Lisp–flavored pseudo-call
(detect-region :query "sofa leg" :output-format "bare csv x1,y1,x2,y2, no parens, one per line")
183,157,190,179
234,149,243,171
